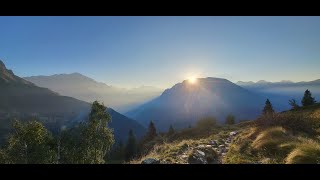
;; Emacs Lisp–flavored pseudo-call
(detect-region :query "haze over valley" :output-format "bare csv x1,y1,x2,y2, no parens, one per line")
1,16,320,164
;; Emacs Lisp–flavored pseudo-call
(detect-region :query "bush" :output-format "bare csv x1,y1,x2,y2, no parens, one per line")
196,117,218,130
256,113,316,135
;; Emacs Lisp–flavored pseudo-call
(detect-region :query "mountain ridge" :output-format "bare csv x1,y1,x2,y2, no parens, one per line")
0,60,146,143
24,73,163,112
126,77,266,131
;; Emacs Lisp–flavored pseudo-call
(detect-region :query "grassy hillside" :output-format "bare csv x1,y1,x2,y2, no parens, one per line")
130,104,320,164
225,103,320,164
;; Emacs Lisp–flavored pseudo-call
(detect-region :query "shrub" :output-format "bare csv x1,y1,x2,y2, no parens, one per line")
256,113,316,135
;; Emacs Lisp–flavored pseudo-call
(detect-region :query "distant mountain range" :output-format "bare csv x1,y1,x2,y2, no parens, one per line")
126,77,267,131
24,73,163,113
236,79,320,108
0,60,145,143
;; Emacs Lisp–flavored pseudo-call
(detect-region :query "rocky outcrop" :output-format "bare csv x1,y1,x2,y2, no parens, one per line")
188,145,219,164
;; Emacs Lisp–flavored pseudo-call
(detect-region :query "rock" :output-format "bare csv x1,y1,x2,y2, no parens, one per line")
180,154,188,159
209,140,217,145
188,155,207,164
141,158,160,164
196,145,206,148
221,153,226,156
188,146,219,164
230,131,237,136
260,158,272,164
196,150,205,156
220,148,226,153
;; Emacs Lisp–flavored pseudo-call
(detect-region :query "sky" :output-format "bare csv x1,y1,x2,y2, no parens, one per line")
0,16,320,89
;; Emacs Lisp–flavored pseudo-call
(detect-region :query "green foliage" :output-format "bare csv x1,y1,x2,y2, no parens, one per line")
196,117,218,130
301,89,316,107
262,99,275,115
289,99,299,110
60,101,114,164
1,119,56,164
107,141,125,163
225,114,235,125
137,121,159,156
125,129,137,161
145,121,157,142
257,113,316,135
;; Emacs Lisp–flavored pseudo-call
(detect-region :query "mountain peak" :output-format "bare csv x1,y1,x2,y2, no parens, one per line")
257,80,270,84
0,60,32,85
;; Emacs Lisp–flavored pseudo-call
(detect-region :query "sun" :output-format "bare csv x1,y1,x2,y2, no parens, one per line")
188,77,197,84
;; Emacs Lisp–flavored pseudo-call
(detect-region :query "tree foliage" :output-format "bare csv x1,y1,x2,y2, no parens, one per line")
289,99,299,110
145,121,157,142
125,129,137,161
301,89,316,107
1,119,56,164
60,101,114,164
262,99,275,115
196,117,217,131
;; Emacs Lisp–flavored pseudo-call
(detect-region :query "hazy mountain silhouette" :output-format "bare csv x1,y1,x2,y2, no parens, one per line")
24,73,163,113
126,77,266,131
236,79,320,108
0,60,145,143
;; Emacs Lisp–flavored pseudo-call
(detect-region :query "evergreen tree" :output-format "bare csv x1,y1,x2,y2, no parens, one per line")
124,129,137,161
168,125,175,136
262,99,275,115
145,121,157,142
301,89,316,107
108,141,125,163
225,114,235,125
289,99,299,110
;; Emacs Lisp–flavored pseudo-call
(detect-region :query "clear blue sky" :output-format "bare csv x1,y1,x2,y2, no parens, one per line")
1,16,320,88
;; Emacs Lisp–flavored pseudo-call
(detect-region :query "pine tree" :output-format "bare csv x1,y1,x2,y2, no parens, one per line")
124,129,137,161
168,125,175,136
145,121,157,142
225,114,235,125
289,99,299,110
262,99,275,115
108,141,125,163
301,89,316,107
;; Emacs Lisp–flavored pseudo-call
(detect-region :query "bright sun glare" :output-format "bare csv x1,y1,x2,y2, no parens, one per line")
188,77,197,84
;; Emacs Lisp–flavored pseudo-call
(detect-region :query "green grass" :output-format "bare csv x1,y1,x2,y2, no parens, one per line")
285,139,320,164
132,104,320,164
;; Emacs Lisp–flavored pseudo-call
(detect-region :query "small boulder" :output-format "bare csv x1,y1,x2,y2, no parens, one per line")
230,131,237,136
141,158,160,164
196,145,206,148
209,140,217,145
196,150,205,156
